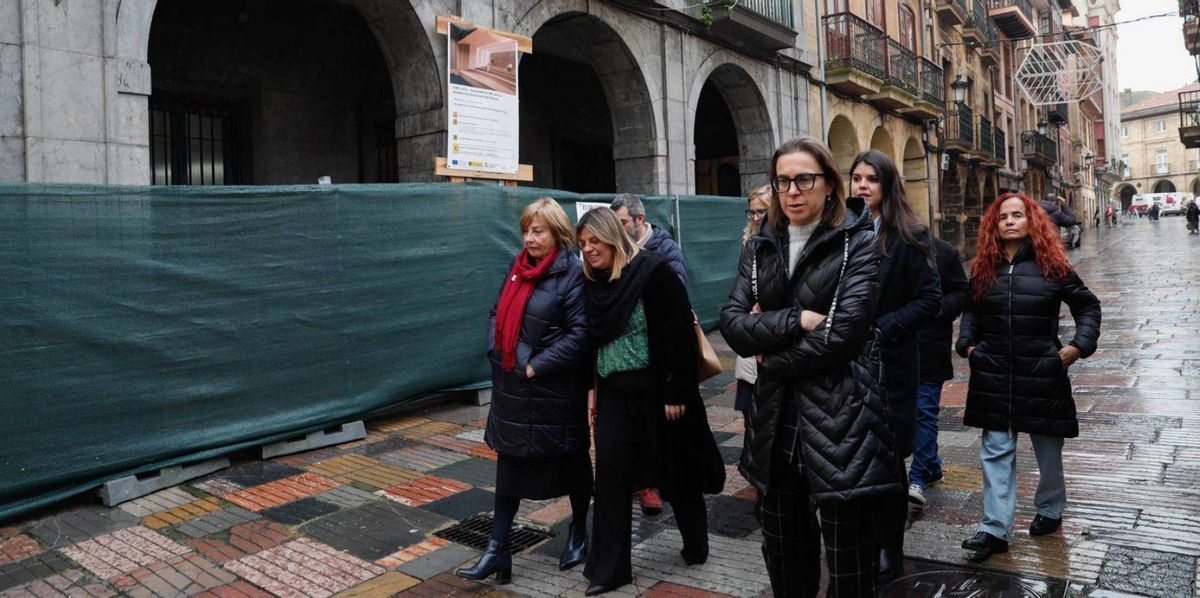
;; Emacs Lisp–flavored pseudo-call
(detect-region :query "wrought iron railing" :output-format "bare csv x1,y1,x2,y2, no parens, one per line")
987,0,1033,20
948,105,975,148
920,59,944,109
995,126,1006,164
741,0,795,28
983,14,1001,54
884,39,919,96
979,115,994,158
823,13,887,81
1022,131,1057,163
1180,89,1200,128
944,0,969,15
969,0,991,35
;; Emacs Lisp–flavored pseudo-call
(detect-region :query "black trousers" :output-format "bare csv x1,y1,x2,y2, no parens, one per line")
757,455,880,598
585,372,708,587
879,453,910,557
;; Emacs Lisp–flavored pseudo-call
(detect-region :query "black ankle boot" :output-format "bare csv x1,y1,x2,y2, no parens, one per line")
559,527,588,571
454,539,512,583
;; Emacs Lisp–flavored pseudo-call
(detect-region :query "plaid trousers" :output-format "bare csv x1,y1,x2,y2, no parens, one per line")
756,455,881,598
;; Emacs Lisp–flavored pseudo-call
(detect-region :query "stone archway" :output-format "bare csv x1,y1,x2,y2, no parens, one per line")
902,137,929,225
688,62,776,196
1117,184,1136,210
870,127,895,162
1153,179,1177,193
513,9,660,193
1192,178,1200,196
137,0,440,184
828,115,859,178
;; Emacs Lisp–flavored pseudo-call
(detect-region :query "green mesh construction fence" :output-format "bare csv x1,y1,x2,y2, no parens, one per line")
0,182,746,521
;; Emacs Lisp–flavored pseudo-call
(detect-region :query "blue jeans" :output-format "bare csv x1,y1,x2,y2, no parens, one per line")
979,429,1066,541
908,382,943,488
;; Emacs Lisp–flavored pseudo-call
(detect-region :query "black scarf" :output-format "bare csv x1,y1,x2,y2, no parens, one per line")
586,251,668,346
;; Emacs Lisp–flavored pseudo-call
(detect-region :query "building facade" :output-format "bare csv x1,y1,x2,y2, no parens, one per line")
0,0,819,196
1117,82,1200,207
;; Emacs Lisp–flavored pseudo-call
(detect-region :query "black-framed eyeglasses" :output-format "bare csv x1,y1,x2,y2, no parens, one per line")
745,208,768,220
770,173,824,193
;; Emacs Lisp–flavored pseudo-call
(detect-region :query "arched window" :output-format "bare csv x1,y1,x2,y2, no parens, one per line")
899,5,916,52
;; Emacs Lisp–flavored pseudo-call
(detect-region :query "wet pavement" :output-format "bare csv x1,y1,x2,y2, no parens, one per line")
0,216,1197,597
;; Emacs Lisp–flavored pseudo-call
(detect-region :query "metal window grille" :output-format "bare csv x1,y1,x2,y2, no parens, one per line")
150,101,242,186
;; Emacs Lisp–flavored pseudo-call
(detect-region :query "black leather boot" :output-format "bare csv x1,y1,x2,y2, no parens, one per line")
454,539,512,583
558,526,588,571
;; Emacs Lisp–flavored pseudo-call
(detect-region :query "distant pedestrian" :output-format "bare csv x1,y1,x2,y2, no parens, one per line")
734,185,771,417
457,198,592,584
957,193,1102,561
1038,193,1076,249
1187,201,1199,233
1150,202,1161,220
909,237,969,508
609,193,688,516
721,137,903,597
850,149,942,583
578,207,723,596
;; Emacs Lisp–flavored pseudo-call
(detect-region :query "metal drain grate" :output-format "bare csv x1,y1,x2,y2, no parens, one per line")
434,513,555,552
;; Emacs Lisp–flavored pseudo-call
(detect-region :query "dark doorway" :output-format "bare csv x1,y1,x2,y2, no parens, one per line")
519,50,615,193
1153,180,1177,193
148,0,397,185
1119,185,1136,210
694,80,741,197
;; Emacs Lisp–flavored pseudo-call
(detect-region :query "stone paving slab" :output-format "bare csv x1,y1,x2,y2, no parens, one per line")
417,487,496,522
259,497,340,525
111,552,238,597
311,486,379,510
427,457,498,488
0,553,74,593
0,568,115,597
381,475,473,508
376,444,471,472
26,509,140,549
222,538,384,598
300,502,453,562
58,526,191,581
0,535,41,566
174,506,261,539
395,544,476,580
142,497,222,529
223,473,341,512
117,488,202,518
331,571,421,597
303,455,421,490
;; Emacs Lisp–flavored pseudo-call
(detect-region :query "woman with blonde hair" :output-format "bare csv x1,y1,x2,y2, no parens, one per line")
578,207,724,596
734,185,771,416
457,198,592,584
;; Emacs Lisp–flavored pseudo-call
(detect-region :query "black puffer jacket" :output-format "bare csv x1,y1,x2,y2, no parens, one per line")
720,199,903,501
954,242,1102,438
918,238,970,383
485,251,590,457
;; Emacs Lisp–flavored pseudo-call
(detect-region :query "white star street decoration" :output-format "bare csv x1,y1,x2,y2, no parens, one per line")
1013,40,1104,106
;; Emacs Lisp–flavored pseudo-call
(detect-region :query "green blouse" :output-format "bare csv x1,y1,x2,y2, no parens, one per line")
597,301,650,378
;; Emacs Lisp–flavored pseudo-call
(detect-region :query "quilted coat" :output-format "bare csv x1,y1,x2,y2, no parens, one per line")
719,198,904,501
955,241,1101,438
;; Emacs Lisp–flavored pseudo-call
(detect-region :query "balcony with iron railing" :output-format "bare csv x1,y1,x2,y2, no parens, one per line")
873,38,919,103
946,105,976,155
979,15,1001,67
962,0,987,45
706,0,797,51
978,115,995,163
995,126,1006,166
1022,131,1056,166
936,0,968,26
823,13,887,95
1179,89,1200,149
1183,0,1200,18
987,0,1036,39
920,59,945,110
1154,163,1171,175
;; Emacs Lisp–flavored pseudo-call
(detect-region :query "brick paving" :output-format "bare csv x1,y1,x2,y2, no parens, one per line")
0,221,1197,596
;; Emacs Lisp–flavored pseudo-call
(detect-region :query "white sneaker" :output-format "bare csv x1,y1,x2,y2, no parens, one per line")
907,483,926,506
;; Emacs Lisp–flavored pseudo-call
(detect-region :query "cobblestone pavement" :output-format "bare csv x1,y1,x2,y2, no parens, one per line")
1,217,1197,597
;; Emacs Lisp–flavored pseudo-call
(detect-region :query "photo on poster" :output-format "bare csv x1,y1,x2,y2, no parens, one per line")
449,24,518,95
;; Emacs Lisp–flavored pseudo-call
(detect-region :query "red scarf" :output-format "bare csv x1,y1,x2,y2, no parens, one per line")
495,247,559,371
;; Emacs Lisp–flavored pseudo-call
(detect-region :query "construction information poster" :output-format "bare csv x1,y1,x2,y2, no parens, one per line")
446,23,520,175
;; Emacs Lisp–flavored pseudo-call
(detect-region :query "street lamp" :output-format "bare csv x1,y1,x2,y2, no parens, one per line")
951,74,969,105
1037,120,1048,136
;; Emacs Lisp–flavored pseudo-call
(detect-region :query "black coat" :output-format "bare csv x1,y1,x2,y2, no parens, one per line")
918,238,970,383
486,251,590,458
641,225,689,286
592,260,725,498
720,199,902,501
874,228,942,458
954,242,1102,438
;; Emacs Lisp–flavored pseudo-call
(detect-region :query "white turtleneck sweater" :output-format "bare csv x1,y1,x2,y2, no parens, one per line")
787,222,818,276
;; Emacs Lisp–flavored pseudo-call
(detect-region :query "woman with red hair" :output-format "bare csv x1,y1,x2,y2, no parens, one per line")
956,193,1101,560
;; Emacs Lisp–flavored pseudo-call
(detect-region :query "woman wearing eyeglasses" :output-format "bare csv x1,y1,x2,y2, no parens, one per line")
849,149,942,582
734,184,771,417
721,138,903,597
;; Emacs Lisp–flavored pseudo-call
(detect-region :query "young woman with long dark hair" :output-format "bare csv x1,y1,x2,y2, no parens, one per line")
956,193,1101,560
848,149,941,581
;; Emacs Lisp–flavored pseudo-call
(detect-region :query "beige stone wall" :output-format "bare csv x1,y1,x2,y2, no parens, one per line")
1120,110,1200,195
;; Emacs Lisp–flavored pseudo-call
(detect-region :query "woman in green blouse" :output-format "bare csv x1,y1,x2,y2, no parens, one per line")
576,207,724,596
